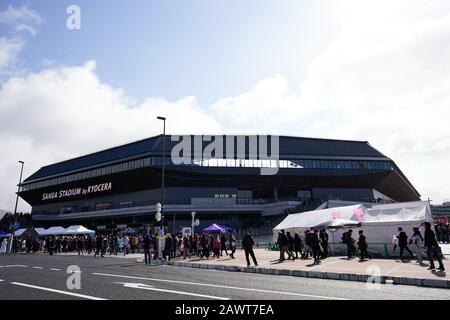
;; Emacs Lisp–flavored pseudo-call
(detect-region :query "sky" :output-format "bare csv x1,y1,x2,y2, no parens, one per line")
0,0,449,212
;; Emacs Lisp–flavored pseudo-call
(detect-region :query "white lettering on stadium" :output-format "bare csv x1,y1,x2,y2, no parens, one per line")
41,182,112,201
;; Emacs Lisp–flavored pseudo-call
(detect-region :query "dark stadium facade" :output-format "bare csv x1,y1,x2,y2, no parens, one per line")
17,135,421,232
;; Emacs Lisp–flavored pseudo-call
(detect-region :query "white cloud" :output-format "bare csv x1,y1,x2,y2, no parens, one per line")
0,61,222,211
0,4,41,35
2,0,450,212
0,37,24,70
212,0,450,204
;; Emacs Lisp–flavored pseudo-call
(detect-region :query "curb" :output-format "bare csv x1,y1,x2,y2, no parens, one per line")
141,258,450,289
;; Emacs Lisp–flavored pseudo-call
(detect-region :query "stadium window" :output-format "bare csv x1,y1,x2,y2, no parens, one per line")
304,160,312,168
344,161,352,169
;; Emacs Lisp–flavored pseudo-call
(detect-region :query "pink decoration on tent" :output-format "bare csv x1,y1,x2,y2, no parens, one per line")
331,212,341,220
354,208,365,221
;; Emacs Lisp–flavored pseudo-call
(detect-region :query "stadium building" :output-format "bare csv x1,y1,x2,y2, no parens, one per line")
17,135,421,233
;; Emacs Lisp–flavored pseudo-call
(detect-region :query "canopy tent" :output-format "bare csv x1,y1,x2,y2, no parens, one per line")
14,227,40,240
273,204,367,236
14,228,26,237
0,230,11,238
203,224,234,233
35,228,46,236
63,225,95,235
40,226,66,236
313,218,361,230
273,201,432,255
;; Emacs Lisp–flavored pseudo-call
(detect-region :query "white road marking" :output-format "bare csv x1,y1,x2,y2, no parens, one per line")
93,272,348,300
49,268,62,271
5,265,27,268
0,279,4,282
11,282,107,300
116,282,229,300
33,266,44,269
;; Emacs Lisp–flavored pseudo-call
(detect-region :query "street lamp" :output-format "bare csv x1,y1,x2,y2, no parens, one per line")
191,211,199,237
14,161,24,217
10,161,24,254
157,116,166,237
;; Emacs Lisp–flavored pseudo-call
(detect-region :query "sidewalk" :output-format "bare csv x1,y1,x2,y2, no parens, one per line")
136,249,450,289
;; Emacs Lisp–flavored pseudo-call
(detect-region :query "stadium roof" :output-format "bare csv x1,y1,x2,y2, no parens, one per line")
24,135,388,183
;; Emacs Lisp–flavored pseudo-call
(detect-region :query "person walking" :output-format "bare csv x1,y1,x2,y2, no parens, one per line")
311,229,321,265
279,230,295,262
242,233,258,267
319,229,329,258
293,232,302,259
303,230,313,259
0,238,7,254
228,233,236,259
357,230,370,262
424,222,445,271
94,234,103,258
409,227,424,264
220,233,228,256
397,227,414,261
164,233,173,261
143,234,151,265
287,231,295,255
213,235,221,258
345,229,356,259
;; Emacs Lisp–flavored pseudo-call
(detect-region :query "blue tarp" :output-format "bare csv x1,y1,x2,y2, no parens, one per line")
0,230,11,238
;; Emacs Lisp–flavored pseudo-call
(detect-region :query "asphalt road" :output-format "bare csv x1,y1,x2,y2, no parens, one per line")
0,254,450,300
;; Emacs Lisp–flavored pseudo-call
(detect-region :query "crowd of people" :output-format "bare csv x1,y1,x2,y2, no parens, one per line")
141,232,240,265
435,223,450,243
275,222,445,271
2,222,446,272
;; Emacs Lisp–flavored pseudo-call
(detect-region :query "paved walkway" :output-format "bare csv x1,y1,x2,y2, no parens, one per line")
136,248,450,288
23,244,450,288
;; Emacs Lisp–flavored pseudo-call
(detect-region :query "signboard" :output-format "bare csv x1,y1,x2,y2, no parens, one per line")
97,225,106,230
117,224,127,229
41,182,112,202
182,227,192,237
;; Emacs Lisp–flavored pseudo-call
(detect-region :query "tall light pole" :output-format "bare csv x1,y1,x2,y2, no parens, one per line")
14,161,24,217
10,161,24,253
157,116,166,238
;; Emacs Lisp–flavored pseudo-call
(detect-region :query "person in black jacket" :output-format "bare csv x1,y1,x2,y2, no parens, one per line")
311,229,321,265
293,232,302,259
319,229,329,259
397,227,414,261
242,233,258,267
357,230,370,262
143,234,151,265
424,222,445,271
287,232,294,253
279,230,295,262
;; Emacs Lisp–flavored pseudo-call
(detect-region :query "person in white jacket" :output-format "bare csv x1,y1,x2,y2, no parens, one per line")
0,238,8,254
409,227,424,263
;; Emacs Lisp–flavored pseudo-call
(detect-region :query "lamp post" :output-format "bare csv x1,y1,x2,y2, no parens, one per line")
191,211,196,237
10,161,24,254
157,116,166,238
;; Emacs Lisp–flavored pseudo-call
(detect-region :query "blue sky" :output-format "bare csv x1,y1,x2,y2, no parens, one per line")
2,0,338,104
1,0,450,211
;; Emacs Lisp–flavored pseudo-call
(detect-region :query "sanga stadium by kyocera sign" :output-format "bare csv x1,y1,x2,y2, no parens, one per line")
41,182,112,201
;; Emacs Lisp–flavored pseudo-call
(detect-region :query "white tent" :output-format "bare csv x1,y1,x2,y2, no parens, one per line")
40,226,66,236
14,228,26,237
273,204,367,236
63,225,95,235
273,201,432,255
35,228,46,236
